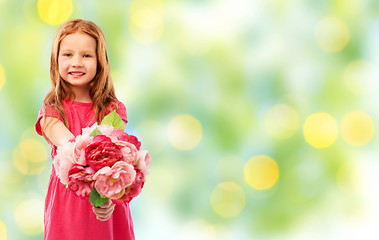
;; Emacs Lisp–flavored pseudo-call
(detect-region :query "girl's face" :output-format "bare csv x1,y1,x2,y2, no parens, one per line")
58,31,97,90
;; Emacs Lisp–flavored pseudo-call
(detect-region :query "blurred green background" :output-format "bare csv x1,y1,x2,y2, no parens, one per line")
1,0,379,239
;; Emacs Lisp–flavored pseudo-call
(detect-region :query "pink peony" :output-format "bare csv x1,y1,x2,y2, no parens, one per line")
111,129,141,150
84,123,141,148
68,165,96,197
118,170,145,202
96,124,117,137
135,150,151,176
124,134,141,150
85,135,124,170
93,161,136,199
81,123,99,137
54,141,75,185
73,134,93,166
114,141,139,165
98,126,141,150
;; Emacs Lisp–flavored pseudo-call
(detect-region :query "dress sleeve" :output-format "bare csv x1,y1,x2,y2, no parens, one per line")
115,100,128,123
35,103,62,136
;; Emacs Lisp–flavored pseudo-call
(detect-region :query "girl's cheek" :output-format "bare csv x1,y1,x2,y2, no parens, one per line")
59,60,68,70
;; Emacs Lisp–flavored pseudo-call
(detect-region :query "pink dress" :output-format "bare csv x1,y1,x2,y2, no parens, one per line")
35,99,135,240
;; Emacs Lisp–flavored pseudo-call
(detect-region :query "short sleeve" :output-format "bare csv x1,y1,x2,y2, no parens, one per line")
115,100,128,123
35,103,62,136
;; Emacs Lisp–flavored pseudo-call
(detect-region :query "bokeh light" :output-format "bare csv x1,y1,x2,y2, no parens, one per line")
13,139,48,175
315,17,350,52
264,104,299,139
343,60,377,95
167,114,202,151
129,0,164,44
210,182,246,218
181,220,234,240
303,112,338,149
244,155,279,190
0,220,6,240
14,199,44,236
19,139,47,164
336,161,360,195
340,111,375,146
201,225,234,240
0,155,25,186
0,65,5,91
38,0,73,26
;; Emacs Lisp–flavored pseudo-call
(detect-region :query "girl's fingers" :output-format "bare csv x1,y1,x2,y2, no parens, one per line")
93,209,114,221
93,203,115,215
93,206,114,215
92,200,115,221
100,199,112,208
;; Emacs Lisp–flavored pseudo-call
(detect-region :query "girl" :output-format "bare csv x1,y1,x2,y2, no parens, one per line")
35,19,136,239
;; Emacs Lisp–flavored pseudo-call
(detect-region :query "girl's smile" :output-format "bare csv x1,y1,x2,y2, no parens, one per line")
69,71,85,76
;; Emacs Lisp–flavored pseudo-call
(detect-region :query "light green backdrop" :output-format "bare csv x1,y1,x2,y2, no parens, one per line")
0,0,378,239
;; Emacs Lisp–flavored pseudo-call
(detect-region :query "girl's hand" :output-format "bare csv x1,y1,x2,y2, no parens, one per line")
92,199,115,221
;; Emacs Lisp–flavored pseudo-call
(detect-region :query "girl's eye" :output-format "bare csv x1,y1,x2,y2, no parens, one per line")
84,54,92,58
63,53,72,57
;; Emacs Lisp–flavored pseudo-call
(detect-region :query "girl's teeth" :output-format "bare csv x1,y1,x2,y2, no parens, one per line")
70,72,84,75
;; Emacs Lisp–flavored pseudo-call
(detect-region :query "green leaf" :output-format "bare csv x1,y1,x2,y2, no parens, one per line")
101,110,125,129
89,186,109,207
89,127,102,137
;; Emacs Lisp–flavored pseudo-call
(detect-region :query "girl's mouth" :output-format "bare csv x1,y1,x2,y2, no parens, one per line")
69,72,85,76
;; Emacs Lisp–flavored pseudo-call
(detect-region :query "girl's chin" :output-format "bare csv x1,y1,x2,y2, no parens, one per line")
64,80,91,87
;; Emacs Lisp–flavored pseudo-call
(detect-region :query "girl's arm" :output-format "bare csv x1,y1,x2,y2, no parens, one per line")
42,116,116,221
40,117,75,146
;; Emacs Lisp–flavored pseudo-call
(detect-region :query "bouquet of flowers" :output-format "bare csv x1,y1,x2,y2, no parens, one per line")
53,110,151,207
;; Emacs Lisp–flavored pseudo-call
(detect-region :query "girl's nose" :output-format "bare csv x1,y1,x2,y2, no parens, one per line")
72,55,83,66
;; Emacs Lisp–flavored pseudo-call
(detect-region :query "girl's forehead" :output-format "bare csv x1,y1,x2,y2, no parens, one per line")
62,31,94,41
60,31,97,50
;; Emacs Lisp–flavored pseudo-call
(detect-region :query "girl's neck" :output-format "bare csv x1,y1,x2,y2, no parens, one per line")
70,85,92,103
73,96,92,103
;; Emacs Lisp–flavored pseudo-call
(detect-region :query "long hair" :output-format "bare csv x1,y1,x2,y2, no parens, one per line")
43,19,117,130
